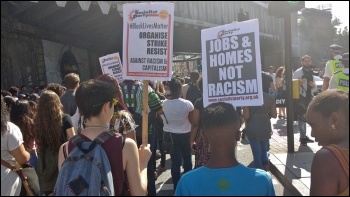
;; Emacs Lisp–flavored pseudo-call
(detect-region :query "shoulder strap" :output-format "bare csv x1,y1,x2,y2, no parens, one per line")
63,143,67,159
70,134,85,146
323,144,349,178
64,131,122,157
94,130,117,144
69,133,97,154
122,135,126,148
1,159,16,171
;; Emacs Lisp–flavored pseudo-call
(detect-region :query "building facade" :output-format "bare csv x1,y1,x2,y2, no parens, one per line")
1,1,290,89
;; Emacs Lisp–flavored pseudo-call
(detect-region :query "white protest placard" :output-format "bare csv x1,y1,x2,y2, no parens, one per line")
122,2,174,81
99,53,123,82
201,19,263,107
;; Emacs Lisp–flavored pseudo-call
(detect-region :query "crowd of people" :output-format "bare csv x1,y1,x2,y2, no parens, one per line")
1,44,348,196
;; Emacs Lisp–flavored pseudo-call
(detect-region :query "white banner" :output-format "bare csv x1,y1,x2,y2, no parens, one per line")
99,52,123,82
122,2,174,81
201,19,263,107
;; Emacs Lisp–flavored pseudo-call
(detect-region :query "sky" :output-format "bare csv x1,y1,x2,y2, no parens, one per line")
305,1,349,31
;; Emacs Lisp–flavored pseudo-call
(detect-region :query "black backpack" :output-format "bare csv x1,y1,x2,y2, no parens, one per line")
186,83,202,105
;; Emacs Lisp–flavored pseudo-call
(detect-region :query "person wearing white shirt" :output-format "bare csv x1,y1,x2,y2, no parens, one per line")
161,77,194,192
329,53,349,92
1,96,30,196
322,44,343,91
292,55,315,146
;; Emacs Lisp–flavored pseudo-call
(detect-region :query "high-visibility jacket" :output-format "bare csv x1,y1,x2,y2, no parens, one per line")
330,70,349,92
325,59,343,78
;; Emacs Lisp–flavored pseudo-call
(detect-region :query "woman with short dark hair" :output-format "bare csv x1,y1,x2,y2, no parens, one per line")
161,77,194,191
96,74,136,142
307,90,349,196
57,79,151,196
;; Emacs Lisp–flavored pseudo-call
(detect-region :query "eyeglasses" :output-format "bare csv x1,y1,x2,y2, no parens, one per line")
93,98,119,107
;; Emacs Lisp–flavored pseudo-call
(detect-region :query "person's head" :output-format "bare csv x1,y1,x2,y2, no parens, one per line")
8,86,19,97
1,96,8,134
39,84,46,94
10,100,32,123
341,52,349,68
190,71,200,83
28,100,37,116
34,90,63,153
18,94,28,100
268,66,274,74
29,93,40,103
32,86,40,94
158,82,166,94
169,77,182,98
301,55,312,70
176,76,185,85
306,90,349,147
45,83,65,97
63,73,80,90
75,79,117,122
201,102,240,150
95,74,128,112
19,85,27,93
36,90,63,117
148,81,156,90
261,71,273,94
10,100,35,146
3,96,16,113
1,90,11,97
275,66,285,78
329,44,343,58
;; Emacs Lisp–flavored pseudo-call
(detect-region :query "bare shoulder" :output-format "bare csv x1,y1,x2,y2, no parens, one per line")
311,147,348,195
122,138,138,153
313,148,338,165
312,148,343,176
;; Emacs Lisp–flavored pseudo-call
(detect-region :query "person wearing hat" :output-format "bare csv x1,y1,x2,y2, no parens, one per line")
322,44,343,91
328,53,349,92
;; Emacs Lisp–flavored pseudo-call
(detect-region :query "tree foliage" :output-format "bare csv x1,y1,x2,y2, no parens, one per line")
299,15,349,53
332,17,349,53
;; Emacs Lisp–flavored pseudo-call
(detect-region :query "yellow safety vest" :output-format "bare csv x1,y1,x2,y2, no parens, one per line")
327,59,343,76
334,71,349,92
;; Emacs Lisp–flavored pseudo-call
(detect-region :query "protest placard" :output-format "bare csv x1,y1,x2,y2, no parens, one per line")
99,53,123,82
201,19,263,107
122,2,174,81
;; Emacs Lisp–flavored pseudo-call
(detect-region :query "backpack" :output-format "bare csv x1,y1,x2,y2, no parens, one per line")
186,83,202,105
53,131,119,196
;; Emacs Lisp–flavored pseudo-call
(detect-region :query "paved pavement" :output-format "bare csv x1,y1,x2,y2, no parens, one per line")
155,149,293,196
154,116,319,196
267,116,321,196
